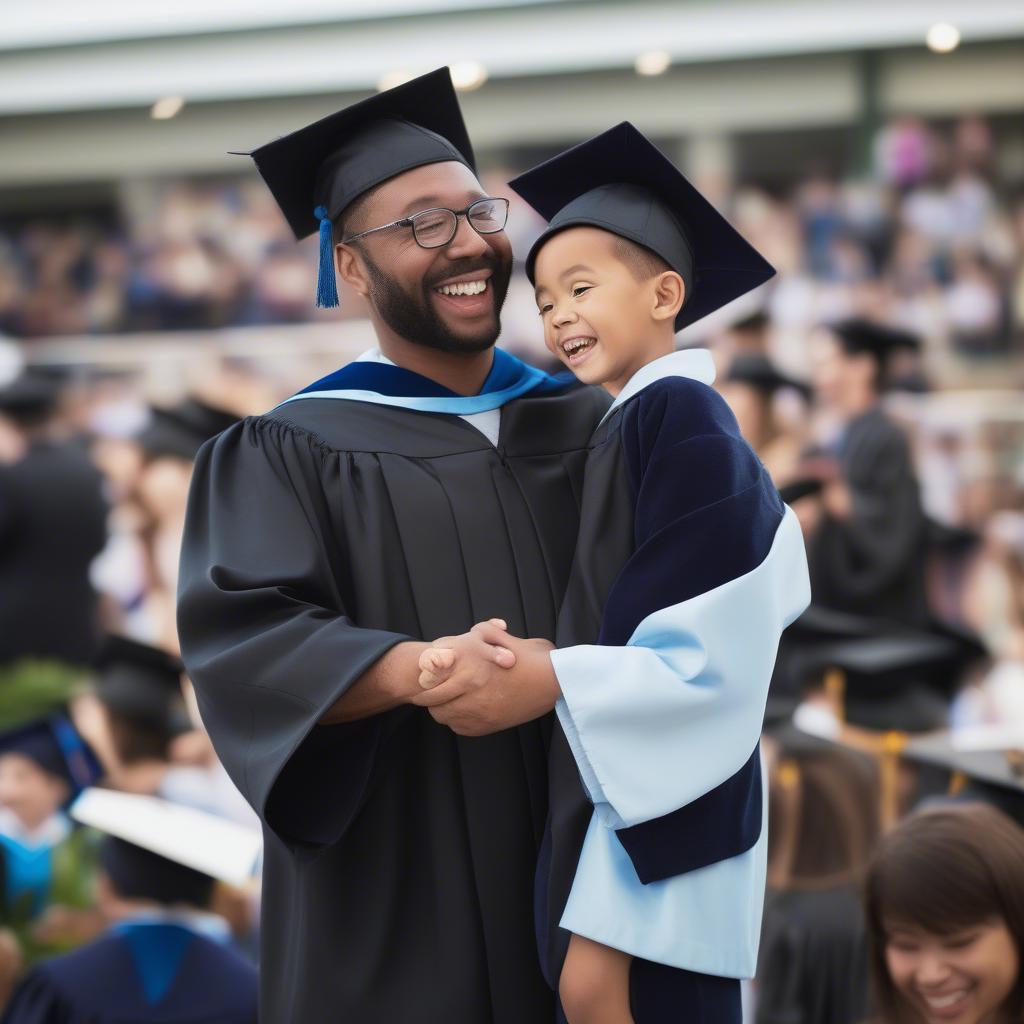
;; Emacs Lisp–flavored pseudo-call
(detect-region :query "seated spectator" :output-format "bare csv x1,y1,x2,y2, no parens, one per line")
864,803,1024,1023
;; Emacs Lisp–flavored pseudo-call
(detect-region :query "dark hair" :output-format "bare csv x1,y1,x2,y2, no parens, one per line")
864,803,1024,1021
100,837,215,909
332,186,380,247
768,739,879,890
611,235,671,282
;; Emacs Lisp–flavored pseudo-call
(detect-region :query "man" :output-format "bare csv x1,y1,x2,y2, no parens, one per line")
177,69,606,1022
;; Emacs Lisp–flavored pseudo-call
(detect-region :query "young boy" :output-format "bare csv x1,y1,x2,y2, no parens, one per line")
417,123,811,1023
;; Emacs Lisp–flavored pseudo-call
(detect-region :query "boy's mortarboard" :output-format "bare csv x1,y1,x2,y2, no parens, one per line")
72,789,261,891
93,636,186,736
134,398,238,462
0,717,102,798
237,67,474,309
508,122,775,331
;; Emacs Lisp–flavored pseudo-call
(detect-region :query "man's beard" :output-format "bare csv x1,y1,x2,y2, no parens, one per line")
360,250,512,354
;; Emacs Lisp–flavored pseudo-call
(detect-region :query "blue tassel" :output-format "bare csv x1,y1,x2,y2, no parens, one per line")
314,205,339,309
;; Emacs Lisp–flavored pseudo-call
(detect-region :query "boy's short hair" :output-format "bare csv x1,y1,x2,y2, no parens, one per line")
611,235,672,281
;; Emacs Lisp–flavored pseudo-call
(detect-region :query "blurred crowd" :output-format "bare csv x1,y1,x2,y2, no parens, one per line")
0,110,1023,1023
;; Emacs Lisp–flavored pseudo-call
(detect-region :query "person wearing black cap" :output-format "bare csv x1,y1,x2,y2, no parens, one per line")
177,68,608,1022
803,318,929,628
416,123,809,1024
0,373,108,668
0,717,102,961
1,790,259,1023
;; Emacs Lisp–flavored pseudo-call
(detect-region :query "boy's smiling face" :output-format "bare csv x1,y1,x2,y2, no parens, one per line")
533,226,683,394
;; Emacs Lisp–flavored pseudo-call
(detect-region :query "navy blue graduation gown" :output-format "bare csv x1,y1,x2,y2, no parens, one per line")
0,922,257,1023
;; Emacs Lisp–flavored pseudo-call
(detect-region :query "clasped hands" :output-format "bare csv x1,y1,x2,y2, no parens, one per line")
410,619,559,737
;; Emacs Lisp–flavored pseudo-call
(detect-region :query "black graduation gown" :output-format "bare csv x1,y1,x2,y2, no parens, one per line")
177,382,607,1023
808,407,929,628
0,922,257,1023
755,886,869,1024
0,439,108,666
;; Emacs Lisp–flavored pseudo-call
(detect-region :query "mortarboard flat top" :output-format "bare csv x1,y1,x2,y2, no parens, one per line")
0,716,102,797
241,67,475,241
508,122,775,331
71,789,262,887
93,635,185,731
134,397,238,462
826,318,921,362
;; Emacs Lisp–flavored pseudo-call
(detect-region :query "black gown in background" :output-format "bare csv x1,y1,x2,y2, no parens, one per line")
808,406,928,628
177,383,606,1023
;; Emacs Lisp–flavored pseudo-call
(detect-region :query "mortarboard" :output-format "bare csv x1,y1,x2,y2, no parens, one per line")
238,67,475,309
508,122,775,331
0,370,62,428
725,354,811,400
825,319,921,372
134,398,238,462
0,716,102,799
72,789,262,893
93,635,186,736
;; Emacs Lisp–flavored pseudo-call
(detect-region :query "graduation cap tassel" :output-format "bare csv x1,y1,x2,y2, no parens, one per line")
314,205,340,309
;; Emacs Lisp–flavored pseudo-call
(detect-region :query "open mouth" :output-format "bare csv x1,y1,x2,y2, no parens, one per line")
560,336,597,365
431,273,494,318
920,987,971,1018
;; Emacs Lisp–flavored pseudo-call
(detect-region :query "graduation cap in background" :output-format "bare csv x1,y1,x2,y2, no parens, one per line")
134,398,239,462
93,635,187,738
824,318,921,379
72,789,262,907
0,370,63,429
508,122,776,331
0,716,102,800
725,354,811,400
790,616,987,733
237,67,475,309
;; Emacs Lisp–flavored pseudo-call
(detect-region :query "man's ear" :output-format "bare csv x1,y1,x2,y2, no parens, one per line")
651,271,685,323
336,243,370,298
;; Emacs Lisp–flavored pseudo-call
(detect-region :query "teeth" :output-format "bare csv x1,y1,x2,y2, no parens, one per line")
562,337,595,354
926,991,968,1009
438,280,487,296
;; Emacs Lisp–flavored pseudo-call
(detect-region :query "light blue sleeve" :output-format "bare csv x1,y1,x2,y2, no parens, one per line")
550,505,809,830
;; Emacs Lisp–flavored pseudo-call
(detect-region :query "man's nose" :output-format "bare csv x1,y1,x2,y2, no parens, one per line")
443,213,490,259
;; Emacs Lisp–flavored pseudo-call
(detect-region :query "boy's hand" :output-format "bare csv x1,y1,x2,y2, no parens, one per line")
417,619,516,689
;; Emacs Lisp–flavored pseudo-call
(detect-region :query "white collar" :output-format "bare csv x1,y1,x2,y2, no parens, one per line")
355,347,393,365
0,807,71,848
601,348,717,424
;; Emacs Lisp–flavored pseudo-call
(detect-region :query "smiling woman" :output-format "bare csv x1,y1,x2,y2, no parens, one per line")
864,804,1024,1024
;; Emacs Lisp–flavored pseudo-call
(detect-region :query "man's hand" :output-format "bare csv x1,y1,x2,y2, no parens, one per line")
411,622,559,737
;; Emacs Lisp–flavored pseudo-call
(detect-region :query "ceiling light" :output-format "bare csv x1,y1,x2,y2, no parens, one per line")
635,50,671,76
926,23,961,53
150,96,185,120
450,61,488,92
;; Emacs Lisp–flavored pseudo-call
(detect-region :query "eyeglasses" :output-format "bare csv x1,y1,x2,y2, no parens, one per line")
341,197,510,249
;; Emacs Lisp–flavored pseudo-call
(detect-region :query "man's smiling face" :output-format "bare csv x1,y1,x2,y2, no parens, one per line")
337,161,513,354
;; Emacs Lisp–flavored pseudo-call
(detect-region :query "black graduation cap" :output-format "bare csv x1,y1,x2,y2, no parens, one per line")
826,319,921,374
0,716,102,799
0,370,62,428
902,731,1024,828
93,635,185,735
237,67,474,308
725,354,811,400
134,397,239,462
791,619,986,733
508,122,775,331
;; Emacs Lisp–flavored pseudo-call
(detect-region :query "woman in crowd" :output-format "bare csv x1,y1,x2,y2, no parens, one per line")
864,803,1024,1023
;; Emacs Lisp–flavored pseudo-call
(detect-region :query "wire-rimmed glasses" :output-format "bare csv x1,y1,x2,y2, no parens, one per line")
341,197,510,249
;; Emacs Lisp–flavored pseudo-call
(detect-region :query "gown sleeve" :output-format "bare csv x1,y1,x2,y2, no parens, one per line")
176,416,411,848
550,380,810,836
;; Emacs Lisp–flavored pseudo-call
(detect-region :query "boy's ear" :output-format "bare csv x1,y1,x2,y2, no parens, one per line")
336,243,370,298
651,271,685,324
